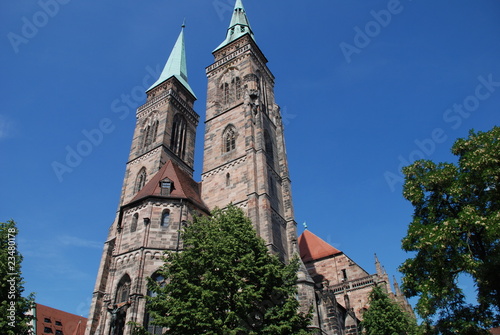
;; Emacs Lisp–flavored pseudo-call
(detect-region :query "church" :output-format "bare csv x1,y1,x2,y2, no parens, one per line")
85,1,412,334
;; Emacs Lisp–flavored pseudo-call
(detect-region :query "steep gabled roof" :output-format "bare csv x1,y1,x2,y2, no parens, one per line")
129,160,207,211
298,230,342,263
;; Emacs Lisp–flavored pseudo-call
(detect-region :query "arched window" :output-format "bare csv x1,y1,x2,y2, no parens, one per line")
161,210,170,228
115,274,131,303
221,83,230,105
130,213,138,233
224,126,236,153
142,118,159,149
144,273,166,335
113,274,131,335
170,114,187,159
135,168,147,193
226,173,231,187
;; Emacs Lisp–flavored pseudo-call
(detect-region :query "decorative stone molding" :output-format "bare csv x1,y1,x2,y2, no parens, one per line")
127,146,161,166
201,155,247,179
137,89,199,126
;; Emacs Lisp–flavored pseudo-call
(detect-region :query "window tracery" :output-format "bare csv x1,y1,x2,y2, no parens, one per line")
170,114,187,159
223,126,237,153
115,275,131,303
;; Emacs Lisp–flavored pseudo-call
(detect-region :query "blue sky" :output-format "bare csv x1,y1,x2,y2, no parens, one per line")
1,0,499,317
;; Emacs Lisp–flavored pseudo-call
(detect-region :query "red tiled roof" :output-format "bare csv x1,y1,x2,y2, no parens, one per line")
491,328,500,335
129,160,207,211
298,230,341,263
35,303,86,335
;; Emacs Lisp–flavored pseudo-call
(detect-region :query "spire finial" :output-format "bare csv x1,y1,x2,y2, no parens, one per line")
302,222,308,230
182,18,186,29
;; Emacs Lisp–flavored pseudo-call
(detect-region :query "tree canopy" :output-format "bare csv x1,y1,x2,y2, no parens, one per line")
0,220,34,335
400,127,500,333
146,205,311,334
362,285,419,335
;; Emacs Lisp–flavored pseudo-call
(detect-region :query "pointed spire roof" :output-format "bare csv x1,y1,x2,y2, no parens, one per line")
214,0,255,52
298,230,342,263
393,276,402,296
147,24,196,98
129,160,207,211
375,253,384,276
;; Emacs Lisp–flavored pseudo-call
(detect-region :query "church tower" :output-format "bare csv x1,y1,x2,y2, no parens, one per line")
201,0,298,262
85,25,208,335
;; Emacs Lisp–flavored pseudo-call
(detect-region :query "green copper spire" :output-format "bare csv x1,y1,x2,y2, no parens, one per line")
214,0,255,52
148,23,196,98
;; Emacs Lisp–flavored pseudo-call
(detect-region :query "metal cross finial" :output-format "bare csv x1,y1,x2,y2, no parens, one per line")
303,222,308,230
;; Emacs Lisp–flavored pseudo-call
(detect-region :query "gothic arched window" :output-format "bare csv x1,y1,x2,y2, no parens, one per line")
135,168,147,193
142,117,159,149
115,274,131,303
170,114,187,159
130,213,138,233
223,126,236,153
161,210,170,228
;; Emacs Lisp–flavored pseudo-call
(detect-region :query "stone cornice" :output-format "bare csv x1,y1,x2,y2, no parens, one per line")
137,89,199,126
207,39,274,84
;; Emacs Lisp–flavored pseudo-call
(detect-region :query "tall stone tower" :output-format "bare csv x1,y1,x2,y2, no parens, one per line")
85,25,208,335
201,0,298,262
85,2,320,334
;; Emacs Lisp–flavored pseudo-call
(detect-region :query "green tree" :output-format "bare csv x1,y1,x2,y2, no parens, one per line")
0,220,35,335
147,205,311,334
400,127,500,333
362,286,419,335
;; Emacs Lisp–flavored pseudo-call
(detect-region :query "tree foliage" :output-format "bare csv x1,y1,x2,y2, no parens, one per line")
146,205,311,334
362,286,419,335
0,220,35,335
400,127,500,333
